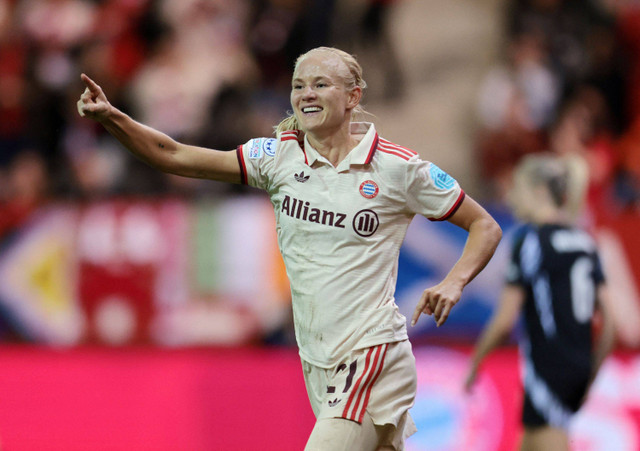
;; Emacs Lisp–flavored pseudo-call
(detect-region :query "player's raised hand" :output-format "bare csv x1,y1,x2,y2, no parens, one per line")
77,73,112,121
411,280,462,327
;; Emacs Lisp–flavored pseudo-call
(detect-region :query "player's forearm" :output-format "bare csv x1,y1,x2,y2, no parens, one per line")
470,321,510,371
444,216,502,288
99,108,183,174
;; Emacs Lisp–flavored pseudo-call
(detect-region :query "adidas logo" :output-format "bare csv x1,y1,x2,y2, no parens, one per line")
328,398,342,407
294,171,310,183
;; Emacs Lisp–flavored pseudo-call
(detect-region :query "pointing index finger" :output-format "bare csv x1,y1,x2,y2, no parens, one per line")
81,73,100,94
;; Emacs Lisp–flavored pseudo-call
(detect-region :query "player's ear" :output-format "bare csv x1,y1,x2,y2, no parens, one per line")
347,86,362,109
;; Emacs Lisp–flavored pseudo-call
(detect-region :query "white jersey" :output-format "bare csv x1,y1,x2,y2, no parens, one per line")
237,122,464,368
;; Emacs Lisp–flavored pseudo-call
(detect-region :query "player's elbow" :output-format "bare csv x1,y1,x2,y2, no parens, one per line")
477,215,502,251
489,218,502,248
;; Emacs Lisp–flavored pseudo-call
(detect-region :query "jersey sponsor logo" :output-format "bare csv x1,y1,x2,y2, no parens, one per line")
429,164,455,190
353,209,379,237
359,180,379,199
248,139,262,159
294,171,310,183
328,398,342,407
281,195,346,228
262,138,277,156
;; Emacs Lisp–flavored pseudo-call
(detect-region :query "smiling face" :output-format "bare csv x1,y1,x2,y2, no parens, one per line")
290,50,361,137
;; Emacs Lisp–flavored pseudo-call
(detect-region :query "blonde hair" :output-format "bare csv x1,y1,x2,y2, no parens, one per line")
274,47,368,135
514,153,589,220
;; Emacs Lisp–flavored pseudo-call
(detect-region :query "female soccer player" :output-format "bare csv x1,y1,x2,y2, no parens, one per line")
464,154,615,451
78,46,502,451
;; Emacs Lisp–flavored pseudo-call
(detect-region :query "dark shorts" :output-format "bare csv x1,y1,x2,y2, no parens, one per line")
522,363,590,428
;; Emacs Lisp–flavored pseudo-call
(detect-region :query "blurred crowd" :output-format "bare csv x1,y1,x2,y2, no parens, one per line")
0,0,406,240
3,0,640,241
475,0,640,221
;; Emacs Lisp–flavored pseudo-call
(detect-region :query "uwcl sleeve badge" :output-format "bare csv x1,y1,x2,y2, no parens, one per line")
248,139,263,159
429,164,455,190
248,138,277,159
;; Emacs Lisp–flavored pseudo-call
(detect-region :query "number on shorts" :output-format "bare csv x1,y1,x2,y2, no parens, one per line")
327,360,358,394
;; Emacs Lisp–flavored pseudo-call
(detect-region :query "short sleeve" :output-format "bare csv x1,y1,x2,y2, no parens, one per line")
236,137,279,191
505,226,529,286
592,252,606,286
405,158,465,221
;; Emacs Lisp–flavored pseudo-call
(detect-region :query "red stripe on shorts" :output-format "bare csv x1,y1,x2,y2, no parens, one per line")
342,347,375,421
342,344,387,422
357,344,389,423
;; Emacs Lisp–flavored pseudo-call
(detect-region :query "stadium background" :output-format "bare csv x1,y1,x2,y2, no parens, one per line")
1,0,640,449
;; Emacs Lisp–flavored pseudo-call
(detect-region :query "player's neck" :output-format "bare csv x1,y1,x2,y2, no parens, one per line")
533,206,570,226
306,124,359,167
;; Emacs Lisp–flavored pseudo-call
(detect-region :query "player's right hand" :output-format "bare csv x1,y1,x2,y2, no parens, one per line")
77,74,112,121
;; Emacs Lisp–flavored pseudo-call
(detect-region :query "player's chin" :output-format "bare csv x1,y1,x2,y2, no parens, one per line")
298,116,322,129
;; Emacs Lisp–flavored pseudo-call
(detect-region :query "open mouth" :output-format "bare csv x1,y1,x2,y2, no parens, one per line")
302,106,323,114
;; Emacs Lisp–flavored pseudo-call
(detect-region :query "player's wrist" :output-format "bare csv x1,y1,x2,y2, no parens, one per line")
97,104,123,126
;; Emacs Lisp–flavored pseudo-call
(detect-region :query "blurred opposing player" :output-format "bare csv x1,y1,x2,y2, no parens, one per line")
78,46,502,450
464,154,615,451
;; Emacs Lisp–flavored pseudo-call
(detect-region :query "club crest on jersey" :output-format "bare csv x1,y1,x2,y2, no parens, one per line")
429,164,455,190
359,180,379,199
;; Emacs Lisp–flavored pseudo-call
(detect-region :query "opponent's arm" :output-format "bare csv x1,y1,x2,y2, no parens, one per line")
77,74,241,183
411,196,502,327
588,284,616,388
463,284,524,392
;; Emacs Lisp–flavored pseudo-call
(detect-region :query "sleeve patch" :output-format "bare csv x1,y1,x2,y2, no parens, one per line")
247,138,278,159
248,139,262,159
429,163,455,190
263,138,277,156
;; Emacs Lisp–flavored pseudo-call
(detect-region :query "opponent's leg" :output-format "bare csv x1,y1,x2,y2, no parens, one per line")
520,426,569,451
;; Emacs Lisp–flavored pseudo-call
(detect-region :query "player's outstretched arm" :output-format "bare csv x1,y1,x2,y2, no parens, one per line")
411,196,502,327
463,285,524,392
76,74,241,183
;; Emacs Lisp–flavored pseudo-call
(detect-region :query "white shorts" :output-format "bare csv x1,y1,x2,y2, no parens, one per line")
302,340,417,436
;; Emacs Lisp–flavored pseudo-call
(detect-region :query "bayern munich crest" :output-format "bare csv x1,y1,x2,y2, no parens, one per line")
359,180,379,199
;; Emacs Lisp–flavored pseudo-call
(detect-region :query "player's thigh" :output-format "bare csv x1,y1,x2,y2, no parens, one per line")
305,415,378,451
520,426,569,451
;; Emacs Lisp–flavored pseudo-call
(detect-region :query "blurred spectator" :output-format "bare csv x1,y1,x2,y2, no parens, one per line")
0,0,28,165
356,0,404,100
615,3,640,208
506,0,613,86
475,0,639,213
616,116,640,209
129,0,258,140
475,31,557,200
0,150,49,241
550,85,619,217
